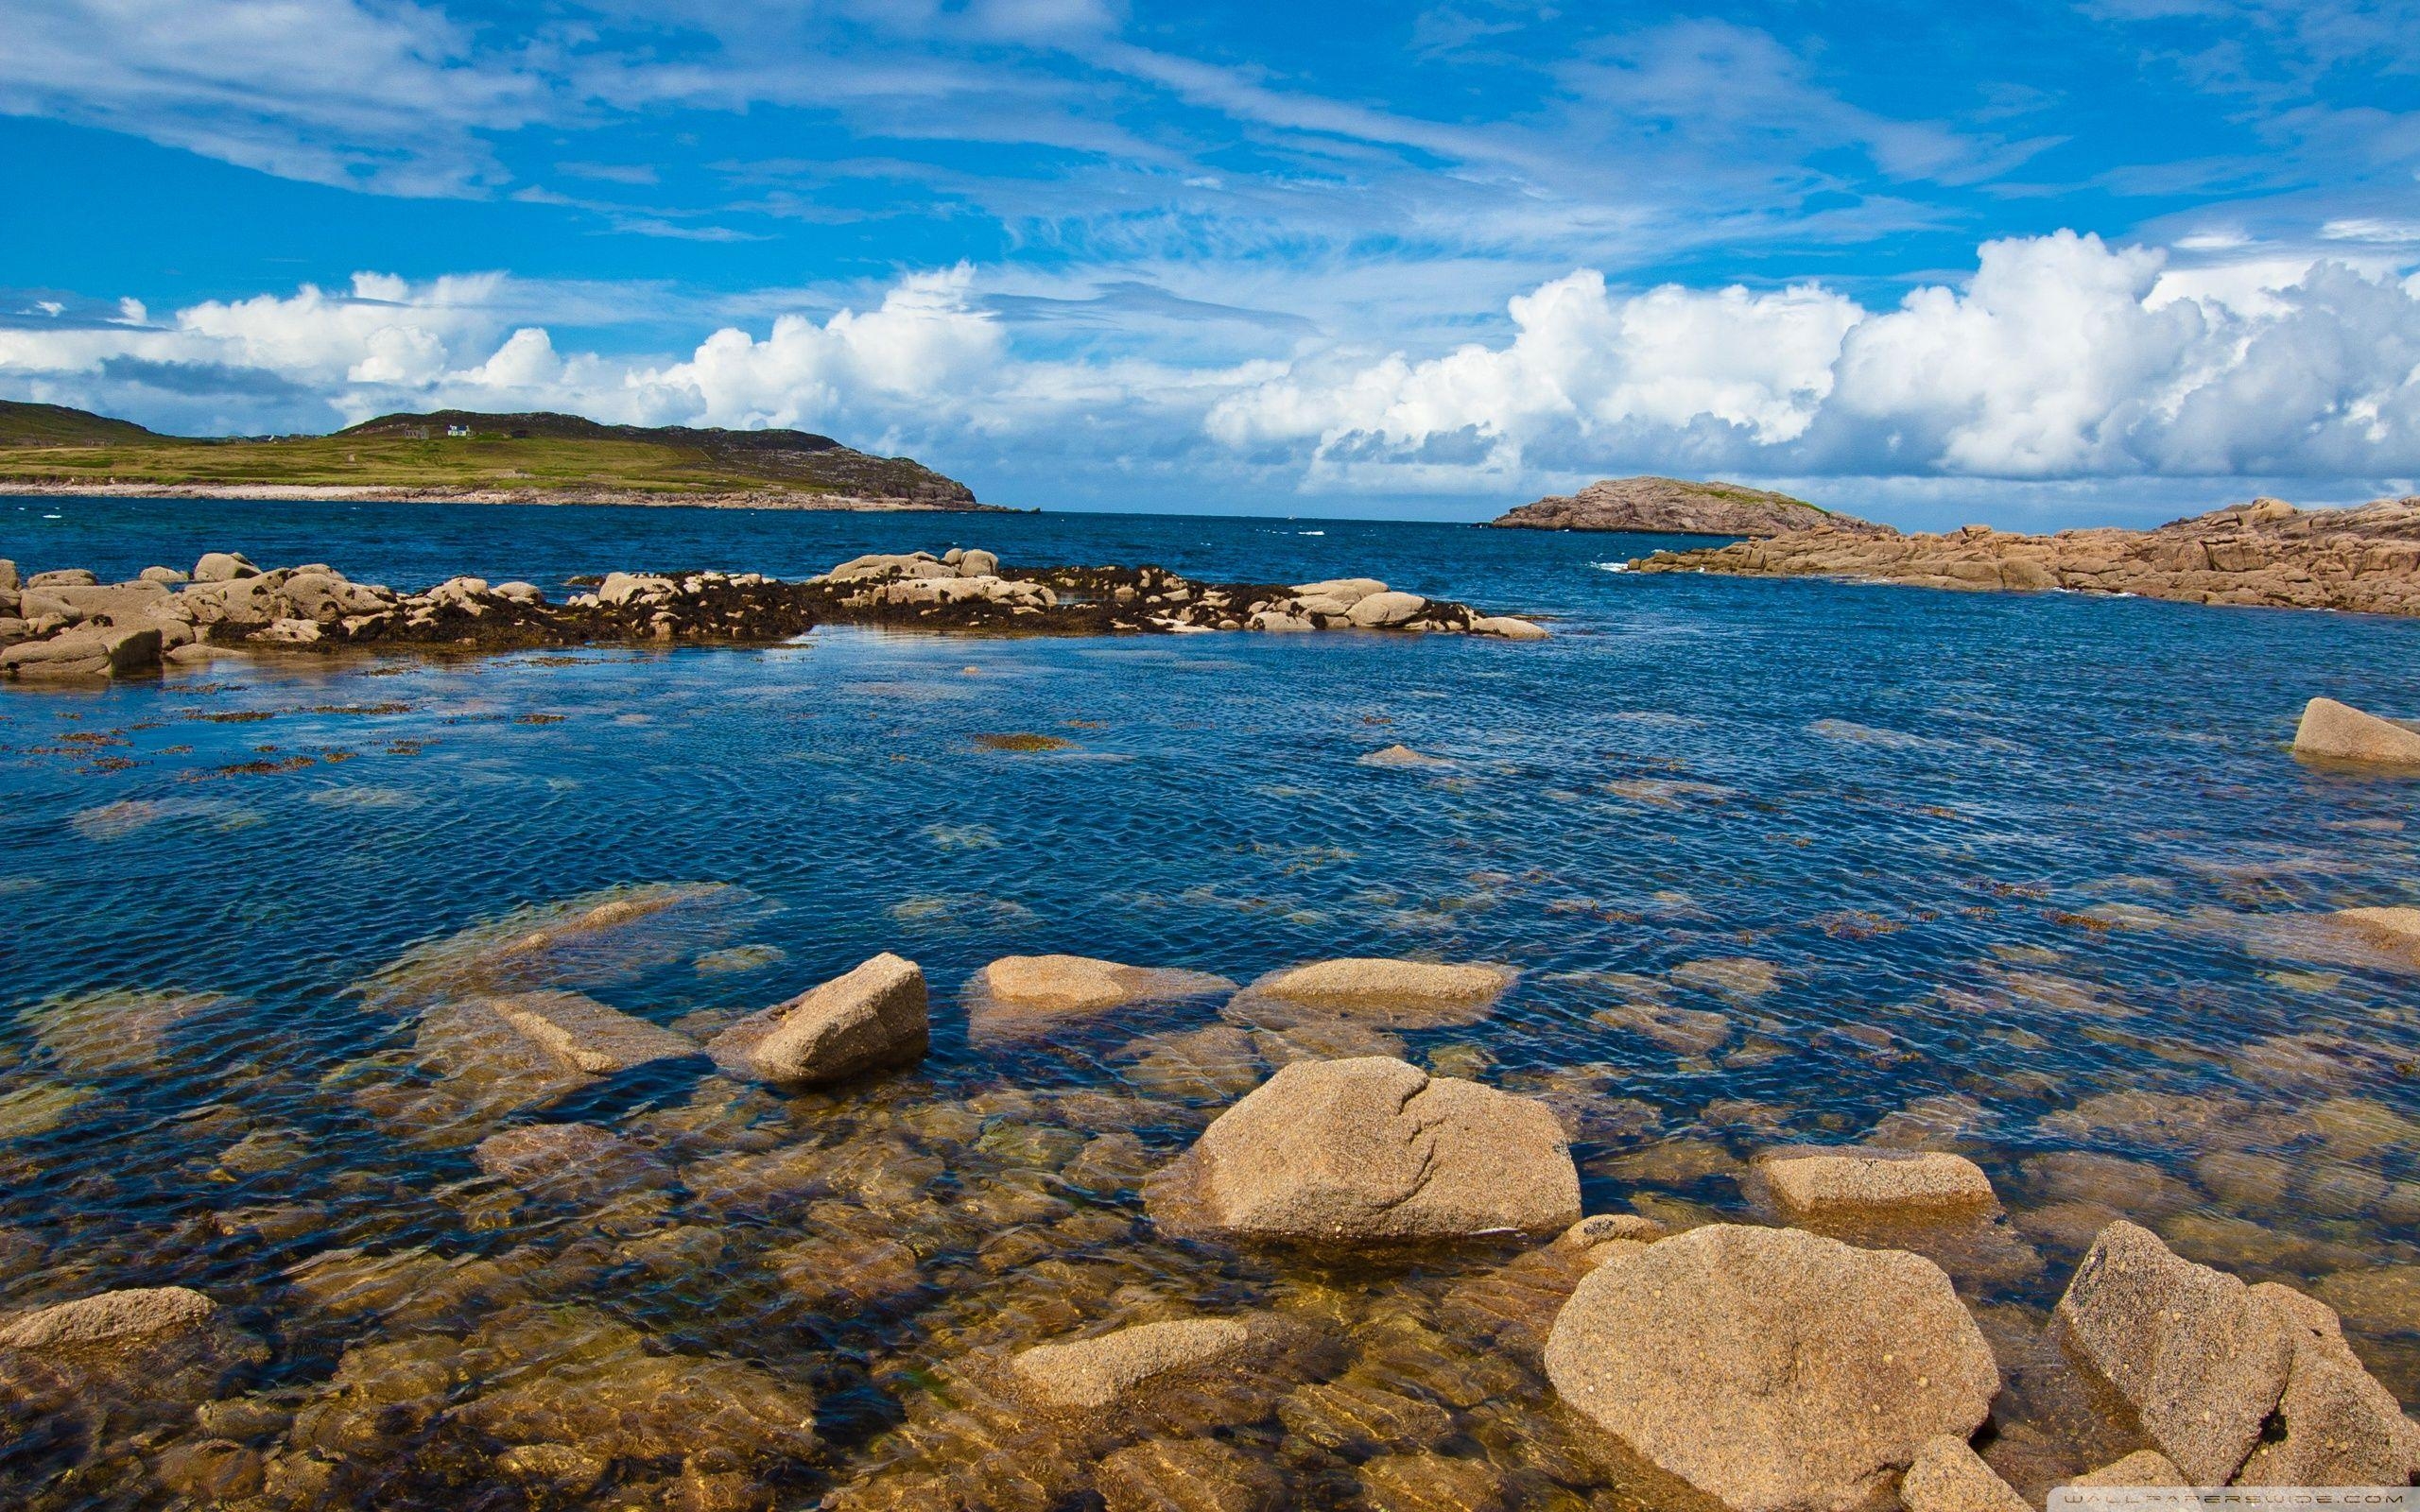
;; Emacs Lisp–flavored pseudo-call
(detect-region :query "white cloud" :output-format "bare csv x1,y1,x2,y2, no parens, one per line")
1,232,2415,504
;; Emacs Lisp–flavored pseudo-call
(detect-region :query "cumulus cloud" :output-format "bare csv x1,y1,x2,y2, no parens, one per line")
0,232,2415,504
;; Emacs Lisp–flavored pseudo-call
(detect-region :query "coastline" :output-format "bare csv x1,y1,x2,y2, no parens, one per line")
0,480,1012,511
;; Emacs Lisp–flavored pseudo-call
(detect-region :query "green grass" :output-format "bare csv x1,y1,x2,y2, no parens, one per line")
0,403,970,501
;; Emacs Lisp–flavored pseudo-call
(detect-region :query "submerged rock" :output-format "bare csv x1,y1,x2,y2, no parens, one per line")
1147,1056,1579,1242
487,989,700,1074
1755,1149,1996,1218
2292,696,2420,766
1224,958,1518,1030
473,1123,668,1204
1011,1318,1253,1412
968,954,1236,1030
1544,1224,2000,1512
1095,1438,1288,1512
2328,905,2420,966
709,953,928,1086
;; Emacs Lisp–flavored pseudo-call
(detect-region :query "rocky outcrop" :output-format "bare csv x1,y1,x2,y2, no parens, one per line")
1223,958,1518,1030
1147,1057,1580,1242
2293,696,2420,765
2054,1220,2420,1485
1,547,1551,679
1544,1224,1999,1512
1754,1149,1996,1218
1492,477,1880,537
709,953,929,1087
1630,495,2420,617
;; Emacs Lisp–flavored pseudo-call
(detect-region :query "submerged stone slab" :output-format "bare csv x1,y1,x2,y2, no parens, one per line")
709,953,928,1087
1757,1149,1996,1218
487,990,698,1074
1544,1224,1999,1512
969,954,1236,1026
1148,1056,1578,1242
1225,958,1517,1029
1011,1318,1252,1411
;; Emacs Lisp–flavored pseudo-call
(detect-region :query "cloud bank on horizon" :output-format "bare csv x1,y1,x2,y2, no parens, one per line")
1,0,2415,525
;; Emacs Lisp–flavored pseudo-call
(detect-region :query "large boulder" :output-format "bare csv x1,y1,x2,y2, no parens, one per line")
1544,1224,1999,1512
1146,1057,1579,1242
709,954,928,1087
1347,591,1428,628
191,552,259,582
1225,958,1517,1029
1755,1149,1996,1218
2293,696,2420,765
2052,1220,2294,1484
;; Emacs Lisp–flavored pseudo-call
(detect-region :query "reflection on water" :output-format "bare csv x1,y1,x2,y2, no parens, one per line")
2,501,2419,1506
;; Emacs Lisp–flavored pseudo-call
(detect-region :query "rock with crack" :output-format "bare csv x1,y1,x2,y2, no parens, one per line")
709,953,928,1087
2053,1219,2295,1484
1145,1056,1580,1242
2235,1280,2420,1485
1544,1224,2000,1512
1899,1435,2027,1512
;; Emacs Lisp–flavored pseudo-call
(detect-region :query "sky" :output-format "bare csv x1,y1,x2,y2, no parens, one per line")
1,1,2417,526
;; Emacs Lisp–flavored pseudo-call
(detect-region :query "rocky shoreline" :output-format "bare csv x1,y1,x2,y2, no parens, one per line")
1629,494,2420,616
5,902,2414,1510
0,548,1547,681
0,481,1009,511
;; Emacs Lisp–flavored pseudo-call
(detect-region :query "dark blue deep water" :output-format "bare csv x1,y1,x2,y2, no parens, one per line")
4,494,2418,1507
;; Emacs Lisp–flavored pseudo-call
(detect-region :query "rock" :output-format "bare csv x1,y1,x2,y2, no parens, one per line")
474,1123,667,1202
1472,615,1549,640
598,571,674,606
2234,1280,2420,1486
1095,1438,1287,1512
1756,1149,1996,1218
487,990,700,1074
708,954,928,1086
1347,591,1428,627
1355,1451,1510,1512
0,559,14,591
1289,577,1388,614
958,548,1000,577
1559,1212,1667,1258
1147,1057,1580,1242
191,552,258,582
0,1286,221,1353
1544,1224,2000,1512
138,565,190,585
2051,1220,2295,1484
2292,696,2420,765
968,954,1236,1026
1226,958,1517,1029
2066,1450,2187,1487
26,568,98,588
1492,476,1876,536
1,623,161,679
154,1438,267,1501
1360,744,1451,768
1900,1436,2027,1512
1011,1318,1252,1411
255,616,326,645
2328,905,2420,964
494,580,544,603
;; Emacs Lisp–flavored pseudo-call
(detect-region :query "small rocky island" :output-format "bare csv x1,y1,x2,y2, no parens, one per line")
0,548,1547,680
1630,494,2420,617
1491,476,1883,537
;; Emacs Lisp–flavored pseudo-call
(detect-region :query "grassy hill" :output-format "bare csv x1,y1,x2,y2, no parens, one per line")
0,402,982,506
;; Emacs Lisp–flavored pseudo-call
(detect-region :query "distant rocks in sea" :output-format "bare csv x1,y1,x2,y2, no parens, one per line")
1491,475,1886,537
1630,493,2420,617
0,544,1549,682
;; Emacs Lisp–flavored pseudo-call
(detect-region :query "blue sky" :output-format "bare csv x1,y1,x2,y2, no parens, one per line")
2,0,2416,525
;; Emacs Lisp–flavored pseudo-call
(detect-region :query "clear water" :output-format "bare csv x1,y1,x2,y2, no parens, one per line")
4,496,2418,1508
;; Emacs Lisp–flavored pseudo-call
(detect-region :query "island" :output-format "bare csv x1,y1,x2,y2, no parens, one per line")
1628,495,2420,617
0,402,992,511
1490,475,1885,537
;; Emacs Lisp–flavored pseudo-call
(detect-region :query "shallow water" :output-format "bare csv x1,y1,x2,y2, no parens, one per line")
4,496,2420,1507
